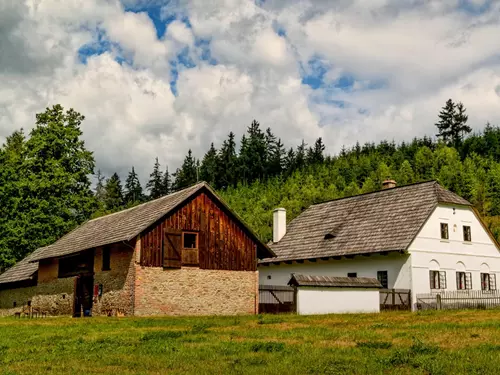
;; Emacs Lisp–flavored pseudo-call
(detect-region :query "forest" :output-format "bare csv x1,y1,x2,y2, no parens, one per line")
1,99,500,271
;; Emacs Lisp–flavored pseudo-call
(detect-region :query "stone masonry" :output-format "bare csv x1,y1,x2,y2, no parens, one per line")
134,266,259,316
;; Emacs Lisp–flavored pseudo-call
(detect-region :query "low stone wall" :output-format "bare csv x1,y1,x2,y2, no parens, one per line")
134,266,258,316
0,278,73,317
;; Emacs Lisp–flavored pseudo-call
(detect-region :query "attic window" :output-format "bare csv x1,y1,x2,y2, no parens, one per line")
324,233,336,240
182,232,198,249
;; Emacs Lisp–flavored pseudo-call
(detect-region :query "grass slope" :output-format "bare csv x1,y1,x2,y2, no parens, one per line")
1,310,500,374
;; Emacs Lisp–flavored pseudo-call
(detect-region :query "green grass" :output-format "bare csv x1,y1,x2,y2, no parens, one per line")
1,310,500,374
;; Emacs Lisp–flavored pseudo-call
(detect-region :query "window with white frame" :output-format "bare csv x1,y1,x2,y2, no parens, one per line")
481,273,497,291
456,272,472,290
430,270,447,289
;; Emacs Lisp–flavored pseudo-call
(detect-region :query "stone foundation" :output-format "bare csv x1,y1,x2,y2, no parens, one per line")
134,266,258,316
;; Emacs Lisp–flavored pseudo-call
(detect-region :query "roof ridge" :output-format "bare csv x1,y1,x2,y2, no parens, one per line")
312,180,437,207
87,181,207,223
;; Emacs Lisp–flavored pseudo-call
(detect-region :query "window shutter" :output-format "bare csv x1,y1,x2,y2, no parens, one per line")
490,274,497,290
163,228,182,268
465,272,472,289
456,272,460,290
439,271,447,289
182,248,199,266
429,271,434,289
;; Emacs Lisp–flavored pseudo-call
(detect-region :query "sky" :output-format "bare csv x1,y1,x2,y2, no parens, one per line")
1,0,500,183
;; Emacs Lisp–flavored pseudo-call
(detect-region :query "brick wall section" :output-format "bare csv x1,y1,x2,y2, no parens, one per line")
134,266,258,316
92,243,135,316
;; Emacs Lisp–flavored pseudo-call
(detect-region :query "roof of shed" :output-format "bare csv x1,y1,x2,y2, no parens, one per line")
0,247,47,285
288,274,383,288
262,181,470,263
28,181,274,263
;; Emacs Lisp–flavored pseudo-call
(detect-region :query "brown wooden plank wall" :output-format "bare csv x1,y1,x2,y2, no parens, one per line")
140,192,257,271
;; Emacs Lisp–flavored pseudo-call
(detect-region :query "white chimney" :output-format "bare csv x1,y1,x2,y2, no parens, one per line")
273,208,286,243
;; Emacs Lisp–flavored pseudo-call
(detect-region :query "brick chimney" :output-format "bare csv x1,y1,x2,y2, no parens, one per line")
273,208,286,243
382,179,397,189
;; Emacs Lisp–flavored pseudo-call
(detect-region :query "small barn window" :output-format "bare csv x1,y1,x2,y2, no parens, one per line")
463,226,471,242
377,271,388,289
481,273,496,291
440,223,449,240
456,272,472,290
102,246,111,271
182,232,198,249
347,272,357,278
430,270,447,289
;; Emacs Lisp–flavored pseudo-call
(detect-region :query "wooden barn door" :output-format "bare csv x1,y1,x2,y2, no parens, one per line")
163,228,182,268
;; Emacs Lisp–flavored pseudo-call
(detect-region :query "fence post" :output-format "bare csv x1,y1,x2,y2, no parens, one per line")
436,294,442,310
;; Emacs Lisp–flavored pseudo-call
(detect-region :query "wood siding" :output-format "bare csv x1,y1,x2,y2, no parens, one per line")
140,192,257,271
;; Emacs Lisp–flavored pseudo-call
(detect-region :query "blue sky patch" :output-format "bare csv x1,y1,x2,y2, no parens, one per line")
196,38,218,65
301,58,330,89
77,28,111,64
458,0,491,15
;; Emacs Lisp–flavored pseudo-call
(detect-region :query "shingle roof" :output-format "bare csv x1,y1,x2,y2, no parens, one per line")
29,182,273,263
288,274,383,288
0,247,46,285
261,181,470,263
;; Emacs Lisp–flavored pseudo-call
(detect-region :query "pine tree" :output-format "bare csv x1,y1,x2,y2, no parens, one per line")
124,167,143,205
161,167,171,195
146,157,164,199
104,173,124,210
218,132,238,188
200,143,219,186
284,147,296,175
173,149,198,190
307,137,326,165
265,128,285,178
436,99,456,143
451,102,471,148
239,120,267,182
95,170,106,206
295,140,307,170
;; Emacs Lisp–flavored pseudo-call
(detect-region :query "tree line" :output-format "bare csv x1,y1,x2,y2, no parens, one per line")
2,99,500,271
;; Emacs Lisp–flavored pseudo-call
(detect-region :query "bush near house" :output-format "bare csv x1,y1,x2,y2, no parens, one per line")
1,310,500,374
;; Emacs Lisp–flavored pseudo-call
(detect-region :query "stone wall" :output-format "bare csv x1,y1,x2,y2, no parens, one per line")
134,266,259,316
92,243,135,316
0,286,38,317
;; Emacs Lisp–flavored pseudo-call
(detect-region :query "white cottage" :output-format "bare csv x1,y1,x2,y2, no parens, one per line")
259,180,500,310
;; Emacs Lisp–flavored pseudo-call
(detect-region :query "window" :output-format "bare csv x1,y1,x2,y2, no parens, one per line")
481,273,497,291
347,272,357,278
58,251,93,278
377,271,388,289
456,272,472,290
181,232,199,266
463,226,471,242
430,270,447,289
440,223,449,240
102,246,111,271
182,232,198,249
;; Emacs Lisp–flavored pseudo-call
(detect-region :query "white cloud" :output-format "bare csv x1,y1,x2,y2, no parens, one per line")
1,0,500,185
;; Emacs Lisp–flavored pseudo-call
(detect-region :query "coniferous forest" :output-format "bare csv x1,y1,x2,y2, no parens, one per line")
2,100,500,271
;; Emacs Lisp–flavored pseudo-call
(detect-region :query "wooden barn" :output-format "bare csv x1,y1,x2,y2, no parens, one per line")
0,182,274,317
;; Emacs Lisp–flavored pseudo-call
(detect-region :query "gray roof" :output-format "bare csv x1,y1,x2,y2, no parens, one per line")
262,181,470,263
29,181,273,263
288,274,383,288
0,247,47,285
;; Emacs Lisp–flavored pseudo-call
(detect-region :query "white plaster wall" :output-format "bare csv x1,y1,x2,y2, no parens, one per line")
409,205,500,307
296,287,380,315
259,253,411,289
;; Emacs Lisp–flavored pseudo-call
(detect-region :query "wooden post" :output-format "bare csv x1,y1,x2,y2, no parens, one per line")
436,294,442,310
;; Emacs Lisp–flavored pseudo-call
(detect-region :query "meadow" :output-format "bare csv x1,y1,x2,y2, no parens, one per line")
1,310,500,375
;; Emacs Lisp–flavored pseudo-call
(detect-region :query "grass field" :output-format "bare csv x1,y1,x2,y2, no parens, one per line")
1,310,500,375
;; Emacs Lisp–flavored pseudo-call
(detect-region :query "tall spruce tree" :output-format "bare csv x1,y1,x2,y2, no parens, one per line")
295,140,307,169
307,137,326,165
173,149,198,190
436,99,456,143
161,167,171,195
146,157,164,199
451,102,471,148
217,132,238,188
95,170,106,207
239,120,267,183
124,167,143,205
200,143,219,187
104,173,124,210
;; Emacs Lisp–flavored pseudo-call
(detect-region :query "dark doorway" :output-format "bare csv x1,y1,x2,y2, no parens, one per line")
73,274,94,317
